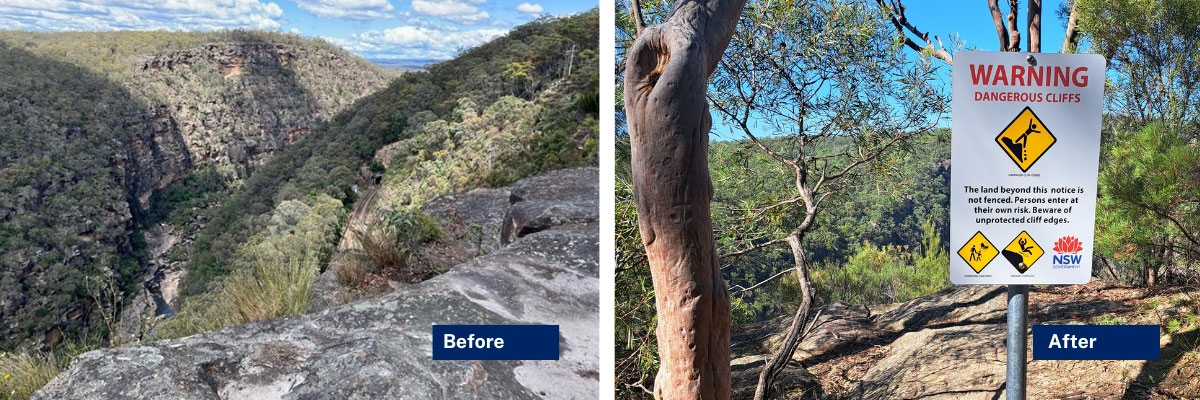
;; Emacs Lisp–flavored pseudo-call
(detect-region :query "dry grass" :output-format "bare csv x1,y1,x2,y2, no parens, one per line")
0,352,61,400
155,253,318,340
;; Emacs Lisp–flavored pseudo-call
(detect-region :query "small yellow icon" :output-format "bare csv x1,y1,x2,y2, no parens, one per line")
996,107,1056,172
1001,231,1044,274
958,231,998,273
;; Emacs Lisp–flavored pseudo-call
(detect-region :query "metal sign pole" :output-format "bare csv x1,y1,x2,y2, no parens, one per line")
1007,284,1028,400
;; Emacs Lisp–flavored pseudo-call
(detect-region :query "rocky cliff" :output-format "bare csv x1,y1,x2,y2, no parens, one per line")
34,168,599,399
0,32,391,350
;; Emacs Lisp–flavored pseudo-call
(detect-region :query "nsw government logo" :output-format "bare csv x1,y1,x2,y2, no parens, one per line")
1052,235,1084,269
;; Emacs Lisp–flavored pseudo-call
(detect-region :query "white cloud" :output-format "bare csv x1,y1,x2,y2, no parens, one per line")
515,2,542,14
410,0,489,24
292,0,394,20
326,23,507,60
0,0,286,31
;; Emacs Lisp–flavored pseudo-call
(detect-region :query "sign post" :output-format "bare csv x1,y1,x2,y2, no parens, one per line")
950,51,1106,399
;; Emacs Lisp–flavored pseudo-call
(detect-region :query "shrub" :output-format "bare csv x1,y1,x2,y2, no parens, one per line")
813,219,949,305
349,208,443,283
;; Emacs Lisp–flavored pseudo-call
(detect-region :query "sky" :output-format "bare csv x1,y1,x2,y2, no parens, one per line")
907,0,1070,55
0,0,597,62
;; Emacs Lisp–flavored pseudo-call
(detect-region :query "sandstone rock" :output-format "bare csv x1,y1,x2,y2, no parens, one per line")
423,187,511,255
36,229,598,400
756,302,878,362
853,324,1006,399
501,168,599,244
39,168,600,399
731,355,824,400
871,285,1006,332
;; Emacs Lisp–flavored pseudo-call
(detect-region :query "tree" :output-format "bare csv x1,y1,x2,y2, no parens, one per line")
708,1,947,398
1074,0,1200,134
623,0,748,398
1096,124,1200,285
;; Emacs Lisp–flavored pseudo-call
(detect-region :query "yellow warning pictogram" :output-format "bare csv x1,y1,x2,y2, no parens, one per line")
957,231,998,273
995,106,1056,172
1001,231,1044,274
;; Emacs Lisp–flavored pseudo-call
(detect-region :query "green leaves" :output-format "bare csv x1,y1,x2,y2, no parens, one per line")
1096,123,1200,280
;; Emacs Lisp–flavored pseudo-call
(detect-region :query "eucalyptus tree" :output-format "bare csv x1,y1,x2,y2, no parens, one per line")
707,1,947,397
623,0,749,398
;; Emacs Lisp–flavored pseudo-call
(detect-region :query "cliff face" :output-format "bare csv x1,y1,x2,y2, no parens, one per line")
125,41,391,202
0,32,391,350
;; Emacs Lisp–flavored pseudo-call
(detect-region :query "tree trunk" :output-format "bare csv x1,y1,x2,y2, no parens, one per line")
1026,0,1041,52
623,1,747,398
753,232,814,400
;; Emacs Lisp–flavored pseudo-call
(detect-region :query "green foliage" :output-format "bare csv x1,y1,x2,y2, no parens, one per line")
0,42,146,350
1075,0,1200,130
141,167,228,227
1096,123,1200,284
368,160,386,174
812,221,949,305
345,208,444,284
614,172,659,399
714,132,951,318
156,195,345,339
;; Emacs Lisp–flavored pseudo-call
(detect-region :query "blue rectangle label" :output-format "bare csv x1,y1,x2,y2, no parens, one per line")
1033,324,1160,360
432,325,559,360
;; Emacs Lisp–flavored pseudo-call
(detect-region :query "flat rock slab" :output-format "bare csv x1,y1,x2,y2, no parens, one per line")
853,324,1006,400
36,226,599,399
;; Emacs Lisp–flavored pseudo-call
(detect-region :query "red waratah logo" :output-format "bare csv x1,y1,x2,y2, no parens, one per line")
1053,236,1083,254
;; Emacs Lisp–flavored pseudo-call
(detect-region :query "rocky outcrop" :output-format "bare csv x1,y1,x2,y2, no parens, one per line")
501,168,600,245
37,168,599,399
423,188,512,256
735,282,1197,399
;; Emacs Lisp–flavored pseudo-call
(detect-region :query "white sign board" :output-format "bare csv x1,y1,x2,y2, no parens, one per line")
950,51,1105,285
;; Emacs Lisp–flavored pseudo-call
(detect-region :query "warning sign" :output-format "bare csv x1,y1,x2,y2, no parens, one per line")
1000,231,1043,273
958,231,998,273
996,107,1056,172
950,51,1105,285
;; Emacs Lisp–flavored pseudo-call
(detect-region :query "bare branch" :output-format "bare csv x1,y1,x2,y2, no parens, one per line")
630,0,647,36
876,0,954,64
988,0,1011,50
729,268,794,294
1027,0,1041,52
1007,0,1022,51
720,237,789,270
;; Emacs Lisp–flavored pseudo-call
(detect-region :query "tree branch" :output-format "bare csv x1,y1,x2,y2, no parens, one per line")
729,268,794,294
720,236,789,270
1007,0,1022,51
1027,0,1041,52
989,0,1011,51
1061,1,1080,53
876,0,953,64
630,0,646,36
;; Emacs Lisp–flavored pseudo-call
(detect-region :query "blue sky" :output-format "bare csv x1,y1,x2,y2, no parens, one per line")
0,0,597,61
907,0,1070,55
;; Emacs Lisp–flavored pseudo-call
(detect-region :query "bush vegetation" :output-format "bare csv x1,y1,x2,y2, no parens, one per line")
155,195,344,339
